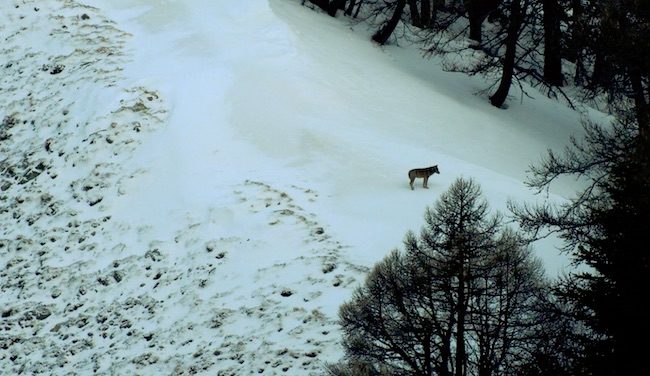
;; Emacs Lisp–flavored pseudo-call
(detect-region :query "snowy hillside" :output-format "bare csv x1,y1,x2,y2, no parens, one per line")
1,0,590,374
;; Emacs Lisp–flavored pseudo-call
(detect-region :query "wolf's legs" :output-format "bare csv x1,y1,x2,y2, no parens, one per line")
423,177,429,188
409,177,415,190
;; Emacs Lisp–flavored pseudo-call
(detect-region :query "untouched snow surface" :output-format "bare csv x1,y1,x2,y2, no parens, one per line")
1,0,591,374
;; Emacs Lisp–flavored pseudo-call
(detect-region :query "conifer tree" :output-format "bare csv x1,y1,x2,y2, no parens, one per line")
511,116,650,375
332,178,546,376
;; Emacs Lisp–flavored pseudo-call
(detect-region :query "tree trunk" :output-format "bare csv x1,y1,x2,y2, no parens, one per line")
465,1,483,43
591,50,609,89
372,0,407,45
408,0,422,27
308,0,329,12
574,55,586,85
421,0,431,27
543,0,563,86
327,0,347,16
440,331,452,376
478,339,491,376
629,68,650,138
354,0,363,18
464,0,502,43
431,0,440,22
490,0,523,108
569,0,586,84
455,263,467,376
345,0,356,15
423,327,433,376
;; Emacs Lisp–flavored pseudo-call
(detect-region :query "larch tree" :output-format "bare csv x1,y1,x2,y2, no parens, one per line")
331,178,547,376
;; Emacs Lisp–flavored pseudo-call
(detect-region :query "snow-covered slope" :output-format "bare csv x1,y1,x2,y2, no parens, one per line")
1,0,588,374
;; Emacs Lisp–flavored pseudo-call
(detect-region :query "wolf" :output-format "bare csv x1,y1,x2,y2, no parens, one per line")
408,165,440,190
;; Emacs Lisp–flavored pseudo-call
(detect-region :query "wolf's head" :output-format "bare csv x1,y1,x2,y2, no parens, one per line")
429,165,440,174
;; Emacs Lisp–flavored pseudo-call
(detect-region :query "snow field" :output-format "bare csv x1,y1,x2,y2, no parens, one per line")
1,0,591,374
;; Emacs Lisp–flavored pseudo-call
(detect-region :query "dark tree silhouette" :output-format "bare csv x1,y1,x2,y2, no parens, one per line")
576,0,650,135
542,0,563,86
344,0,361,16
564,0,587,85
420,0,432,27
328,0,348,16
372,0,407,45
468,229,546,376
332,178,547,376
419,0,568,108
517,291,583,376
464,0,502,43
489,0,524,108
306,0,329,12
407,0,422,27
511,116,650,376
